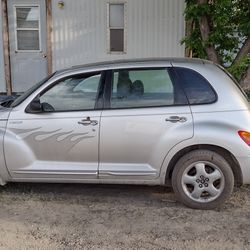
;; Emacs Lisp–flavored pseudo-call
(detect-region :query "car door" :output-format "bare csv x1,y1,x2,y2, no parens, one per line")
99,66,193,180
4,71,103,181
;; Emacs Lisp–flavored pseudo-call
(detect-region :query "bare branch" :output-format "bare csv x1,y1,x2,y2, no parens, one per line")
185,20,194,57
234,35,250,65
197,0,220,63
240,65,250,90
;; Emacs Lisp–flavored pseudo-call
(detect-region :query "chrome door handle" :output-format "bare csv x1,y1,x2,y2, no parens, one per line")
165,116,187,123
78,117,98,126
90,120,98,126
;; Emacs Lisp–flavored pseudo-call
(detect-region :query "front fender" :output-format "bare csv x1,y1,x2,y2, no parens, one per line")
0,108,12,185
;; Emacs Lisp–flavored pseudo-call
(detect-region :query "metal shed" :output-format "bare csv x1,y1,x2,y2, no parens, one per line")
0,0,185,94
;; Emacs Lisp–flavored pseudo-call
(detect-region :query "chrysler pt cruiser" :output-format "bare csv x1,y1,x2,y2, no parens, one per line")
0,58,250,209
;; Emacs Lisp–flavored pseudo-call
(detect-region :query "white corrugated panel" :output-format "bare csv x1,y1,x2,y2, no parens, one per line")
0,1,6,92
51,0,185,71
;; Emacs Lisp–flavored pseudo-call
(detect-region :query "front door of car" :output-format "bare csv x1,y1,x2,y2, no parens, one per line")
5,71,103,180
99,67,193,180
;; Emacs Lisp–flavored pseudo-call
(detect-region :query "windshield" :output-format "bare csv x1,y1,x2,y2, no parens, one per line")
10,73,56,108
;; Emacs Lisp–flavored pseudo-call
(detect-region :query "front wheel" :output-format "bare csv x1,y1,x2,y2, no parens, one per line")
172,150,234,209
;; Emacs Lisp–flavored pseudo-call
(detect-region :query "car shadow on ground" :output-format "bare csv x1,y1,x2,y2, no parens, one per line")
0,182,178,207
0,182,249,211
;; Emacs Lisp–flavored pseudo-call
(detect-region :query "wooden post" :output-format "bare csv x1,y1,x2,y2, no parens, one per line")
1,0,12,95
46,0,52,75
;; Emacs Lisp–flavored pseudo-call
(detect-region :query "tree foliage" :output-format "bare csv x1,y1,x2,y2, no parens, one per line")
183,0,250,86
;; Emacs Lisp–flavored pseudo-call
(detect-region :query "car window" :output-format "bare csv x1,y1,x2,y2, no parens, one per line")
73,75,100,93
40,72,101,112
110,68,186,109
174,67,217,104
10,72,56,108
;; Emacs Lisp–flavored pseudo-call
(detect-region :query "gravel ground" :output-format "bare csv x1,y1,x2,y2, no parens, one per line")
0,183,249,250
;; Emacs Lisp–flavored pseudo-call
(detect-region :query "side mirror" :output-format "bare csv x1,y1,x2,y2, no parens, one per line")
26,97,42,113
41,102,55,112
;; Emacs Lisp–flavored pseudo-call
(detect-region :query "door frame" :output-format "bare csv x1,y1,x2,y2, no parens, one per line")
1,0,52,95
1,0,12,95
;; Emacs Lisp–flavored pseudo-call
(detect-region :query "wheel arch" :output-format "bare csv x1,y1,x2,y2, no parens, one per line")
165,144,243,186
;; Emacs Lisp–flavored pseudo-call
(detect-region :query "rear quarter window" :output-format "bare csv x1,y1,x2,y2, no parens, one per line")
174,67,217,105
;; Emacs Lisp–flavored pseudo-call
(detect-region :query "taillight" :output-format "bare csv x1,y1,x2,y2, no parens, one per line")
238,131,250,146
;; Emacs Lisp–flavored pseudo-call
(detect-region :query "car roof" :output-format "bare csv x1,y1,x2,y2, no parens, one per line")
54,57,213,76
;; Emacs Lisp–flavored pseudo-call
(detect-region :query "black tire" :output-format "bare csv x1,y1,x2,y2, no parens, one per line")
172,150,234,209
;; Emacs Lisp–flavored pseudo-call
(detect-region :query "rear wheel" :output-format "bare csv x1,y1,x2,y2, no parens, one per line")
172,150,234,209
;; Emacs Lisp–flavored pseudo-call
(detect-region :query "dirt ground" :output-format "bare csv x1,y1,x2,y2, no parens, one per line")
0,183,249,250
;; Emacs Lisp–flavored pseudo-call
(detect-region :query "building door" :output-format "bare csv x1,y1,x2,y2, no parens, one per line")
8,0,47,93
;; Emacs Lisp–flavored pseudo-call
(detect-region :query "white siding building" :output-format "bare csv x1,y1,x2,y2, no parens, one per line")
0,0,185,93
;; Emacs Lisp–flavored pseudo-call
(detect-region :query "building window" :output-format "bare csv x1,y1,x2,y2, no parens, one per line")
15,6,40,51
108,3,125,52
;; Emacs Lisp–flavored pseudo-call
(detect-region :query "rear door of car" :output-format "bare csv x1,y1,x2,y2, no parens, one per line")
99,65,194,180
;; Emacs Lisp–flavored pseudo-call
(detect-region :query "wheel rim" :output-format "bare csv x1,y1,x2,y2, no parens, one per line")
181,161,225,203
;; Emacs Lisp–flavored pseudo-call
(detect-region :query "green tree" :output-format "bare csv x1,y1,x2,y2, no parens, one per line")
183,0,250,90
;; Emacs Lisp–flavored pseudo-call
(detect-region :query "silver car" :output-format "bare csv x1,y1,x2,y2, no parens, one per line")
0,58,250,209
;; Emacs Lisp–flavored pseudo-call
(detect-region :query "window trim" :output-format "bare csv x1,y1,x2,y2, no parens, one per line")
173,67,218,106
103,67,189,110
107,2,127,54
14,5,42,52
25,71,105,113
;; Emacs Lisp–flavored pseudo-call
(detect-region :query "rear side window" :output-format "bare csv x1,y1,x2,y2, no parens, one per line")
110,68,188,109
174,67,217,104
